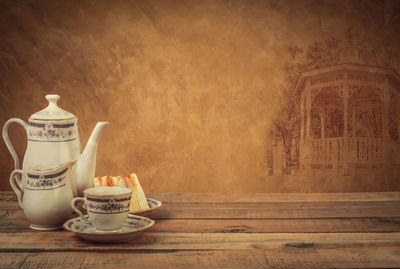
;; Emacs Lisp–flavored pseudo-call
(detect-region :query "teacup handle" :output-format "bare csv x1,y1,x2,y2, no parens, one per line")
9,169,25,209
71,197,90,222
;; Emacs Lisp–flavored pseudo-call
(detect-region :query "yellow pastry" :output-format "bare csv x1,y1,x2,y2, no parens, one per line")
93,173,149,212
94,176,120,187
128,173,149,211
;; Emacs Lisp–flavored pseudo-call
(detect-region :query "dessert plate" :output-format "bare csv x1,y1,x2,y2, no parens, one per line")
131,198,162,214
63,214,155,243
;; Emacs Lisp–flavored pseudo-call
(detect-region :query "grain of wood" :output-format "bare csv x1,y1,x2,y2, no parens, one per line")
1,191,400,268
264,246,400,268
147,192,400,202
4,192,400,220
3,192,400,203
1,247,400,269
0,232,400,251
147,218,400,233
0,251,266,269
0,253,29,269
157,201,400,210
2,215,400,233
143,202,400,219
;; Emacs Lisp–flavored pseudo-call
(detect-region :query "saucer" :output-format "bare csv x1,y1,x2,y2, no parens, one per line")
63,214,155,243
131,198,162,214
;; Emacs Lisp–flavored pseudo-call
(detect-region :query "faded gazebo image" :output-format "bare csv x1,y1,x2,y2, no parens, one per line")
296,47,400,176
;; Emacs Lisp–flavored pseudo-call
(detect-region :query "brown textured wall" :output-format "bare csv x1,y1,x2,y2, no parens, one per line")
1,0,400,193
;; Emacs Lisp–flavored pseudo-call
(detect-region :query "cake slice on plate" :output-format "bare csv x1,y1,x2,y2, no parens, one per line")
93,175,118,187
93,173,149,212
119,174,149,212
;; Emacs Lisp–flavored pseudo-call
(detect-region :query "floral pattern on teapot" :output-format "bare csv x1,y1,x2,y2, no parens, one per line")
25,168,68,191
28,122,76,142
26,177,65,190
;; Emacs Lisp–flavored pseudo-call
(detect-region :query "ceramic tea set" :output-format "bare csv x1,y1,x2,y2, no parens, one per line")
3,95,156,241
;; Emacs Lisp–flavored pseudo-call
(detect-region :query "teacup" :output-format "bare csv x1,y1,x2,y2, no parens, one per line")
71,187,132,231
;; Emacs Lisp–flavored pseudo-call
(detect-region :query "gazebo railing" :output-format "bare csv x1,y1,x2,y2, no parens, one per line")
311,138,343,167
349,137,382,165
311,137,383,168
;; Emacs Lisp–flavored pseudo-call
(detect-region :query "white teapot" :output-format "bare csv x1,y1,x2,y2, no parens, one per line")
2,94,108,197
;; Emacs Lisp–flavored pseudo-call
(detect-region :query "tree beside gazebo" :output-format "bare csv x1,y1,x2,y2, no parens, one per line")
269,38,342,175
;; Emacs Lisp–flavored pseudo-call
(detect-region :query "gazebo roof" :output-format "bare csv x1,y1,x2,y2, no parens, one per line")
295,63,400,93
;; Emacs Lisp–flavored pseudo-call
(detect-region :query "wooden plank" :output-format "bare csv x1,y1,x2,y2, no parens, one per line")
1,247,400,269
263,246,400,268
0,192,15,200
2,200,400,221
157,200,400,209
0,192,19,212
2,215,400,233
0,232,400,252
5,193,400,219
3,202,400,222
147,192,400,203
0,252,29,269
0,212,31,232
142,201,400,219
2,191,400,203
147,218,400,233
2,191,400,269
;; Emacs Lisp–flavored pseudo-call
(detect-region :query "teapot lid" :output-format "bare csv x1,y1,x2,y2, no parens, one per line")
30,95,75,120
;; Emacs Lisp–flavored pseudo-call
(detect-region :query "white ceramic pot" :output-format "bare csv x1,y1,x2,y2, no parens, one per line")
9,161,75,230
3,94,109,197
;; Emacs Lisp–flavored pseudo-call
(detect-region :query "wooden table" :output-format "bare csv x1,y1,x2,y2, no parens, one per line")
1,191,400,268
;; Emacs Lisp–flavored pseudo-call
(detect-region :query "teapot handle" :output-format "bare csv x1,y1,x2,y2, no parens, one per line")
9,169,26,209
2,118,29,170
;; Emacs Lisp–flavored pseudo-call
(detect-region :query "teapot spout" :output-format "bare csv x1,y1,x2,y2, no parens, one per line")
85,122,109,151
71,122,108,197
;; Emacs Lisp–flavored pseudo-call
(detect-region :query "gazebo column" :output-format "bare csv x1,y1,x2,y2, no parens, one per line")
352,99,356,136
351,97,356,162
381,86,390,169
321,109,325,139
342,86,349,173
397,97,400,168
301,81,313,169
398,98,400,142
306,87,312,139
300,93,305,140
